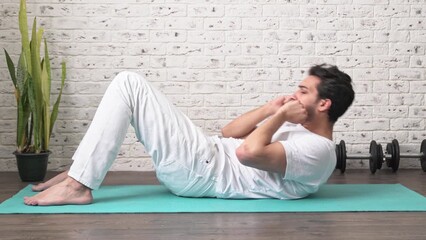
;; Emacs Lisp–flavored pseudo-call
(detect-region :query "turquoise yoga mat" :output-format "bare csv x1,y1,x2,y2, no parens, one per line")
0,184,425,214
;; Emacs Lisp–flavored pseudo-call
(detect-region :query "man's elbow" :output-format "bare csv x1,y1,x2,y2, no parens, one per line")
221,127,231,138
236,143,286,174
235,145,261,167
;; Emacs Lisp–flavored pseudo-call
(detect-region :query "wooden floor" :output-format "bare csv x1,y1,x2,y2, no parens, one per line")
1,169,425,240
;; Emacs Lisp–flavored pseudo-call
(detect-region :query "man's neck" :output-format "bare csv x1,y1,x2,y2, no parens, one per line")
302,120,333,140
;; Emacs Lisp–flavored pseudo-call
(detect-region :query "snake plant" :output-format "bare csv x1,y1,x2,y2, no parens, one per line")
4,0,66,154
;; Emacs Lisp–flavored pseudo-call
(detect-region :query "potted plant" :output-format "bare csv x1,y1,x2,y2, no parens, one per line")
4,0,66,182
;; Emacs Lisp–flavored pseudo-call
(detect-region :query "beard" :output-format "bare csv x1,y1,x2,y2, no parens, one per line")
304,99,321,122
305,105,316,122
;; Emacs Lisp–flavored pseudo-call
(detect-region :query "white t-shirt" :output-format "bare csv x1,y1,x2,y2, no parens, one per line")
210,122,336,199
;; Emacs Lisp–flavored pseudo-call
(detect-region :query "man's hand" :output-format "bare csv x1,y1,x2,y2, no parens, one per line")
266,96,289,116
276,99,307,124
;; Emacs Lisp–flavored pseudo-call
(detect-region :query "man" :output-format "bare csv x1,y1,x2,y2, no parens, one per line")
24,64,354,206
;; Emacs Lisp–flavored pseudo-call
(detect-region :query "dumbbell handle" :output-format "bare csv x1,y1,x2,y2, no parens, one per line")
346,152,425,160
345,154,371,160
384,152,425,159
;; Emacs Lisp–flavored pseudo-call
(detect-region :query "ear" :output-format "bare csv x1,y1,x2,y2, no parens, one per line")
318,99,332,112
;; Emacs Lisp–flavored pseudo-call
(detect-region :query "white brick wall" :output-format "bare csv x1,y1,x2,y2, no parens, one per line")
1,1,425,172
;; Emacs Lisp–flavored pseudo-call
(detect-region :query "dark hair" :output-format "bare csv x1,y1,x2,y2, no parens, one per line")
309,64,355,123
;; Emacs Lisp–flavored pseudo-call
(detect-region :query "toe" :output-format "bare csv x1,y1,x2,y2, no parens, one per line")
24,197,37,206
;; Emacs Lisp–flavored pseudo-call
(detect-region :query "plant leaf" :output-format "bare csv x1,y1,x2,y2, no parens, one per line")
27,75,40,153
44,39,52,96
16,53,27,96
29,18,43,152
4,49,17,88
42,39,51,147
16,90,31,151
41,59,50,150
50,61,66,138
19,0,31,73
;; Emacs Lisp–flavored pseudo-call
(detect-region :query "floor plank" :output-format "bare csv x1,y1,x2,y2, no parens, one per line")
1,170,425,240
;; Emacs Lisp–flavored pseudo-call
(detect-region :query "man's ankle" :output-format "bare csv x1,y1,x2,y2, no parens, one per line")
64,177,89,190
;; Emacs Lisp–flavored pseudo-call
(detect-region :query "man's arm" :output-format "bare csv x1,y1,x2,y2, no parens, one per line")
235,100,307,174
221,96,287,139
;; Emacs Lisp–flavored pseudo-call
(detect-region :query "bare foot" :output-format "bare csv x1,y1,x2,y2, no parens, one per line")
32,170,69,192
24,177,93,206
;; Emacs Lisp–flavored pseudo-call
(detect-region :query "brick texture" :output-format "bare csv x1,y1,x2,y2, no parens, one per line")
1,1,425,171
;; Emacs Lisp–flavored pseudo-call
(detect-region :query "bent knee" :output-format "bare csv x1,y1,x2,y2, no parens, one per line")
114,71,146,83
111,71,150,90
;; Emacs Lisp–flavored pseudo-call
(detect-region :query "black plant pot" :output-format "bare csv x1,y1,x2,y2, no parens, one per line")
14,151,50,182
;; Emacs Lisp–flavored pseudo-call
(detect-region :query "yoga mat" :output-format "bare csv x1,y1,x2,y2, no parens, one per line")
0,184,425,214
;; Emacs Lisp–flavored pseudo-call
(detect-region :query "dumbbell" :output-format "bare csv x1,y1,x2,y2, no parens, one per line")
384,139,426,172
336,139,426,173
335,140,383,174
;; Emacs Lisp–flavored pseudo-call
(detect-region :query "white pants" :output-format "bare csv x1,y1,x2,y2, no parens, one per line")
69,71,218,197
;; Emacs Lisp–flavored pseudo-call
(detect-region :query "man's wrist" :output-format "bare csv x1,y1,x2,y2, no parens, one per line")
261,103,275,117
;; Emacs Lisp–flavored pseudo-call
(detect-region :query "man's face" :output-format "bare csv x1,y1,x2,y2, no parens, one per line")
292,75,322,121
